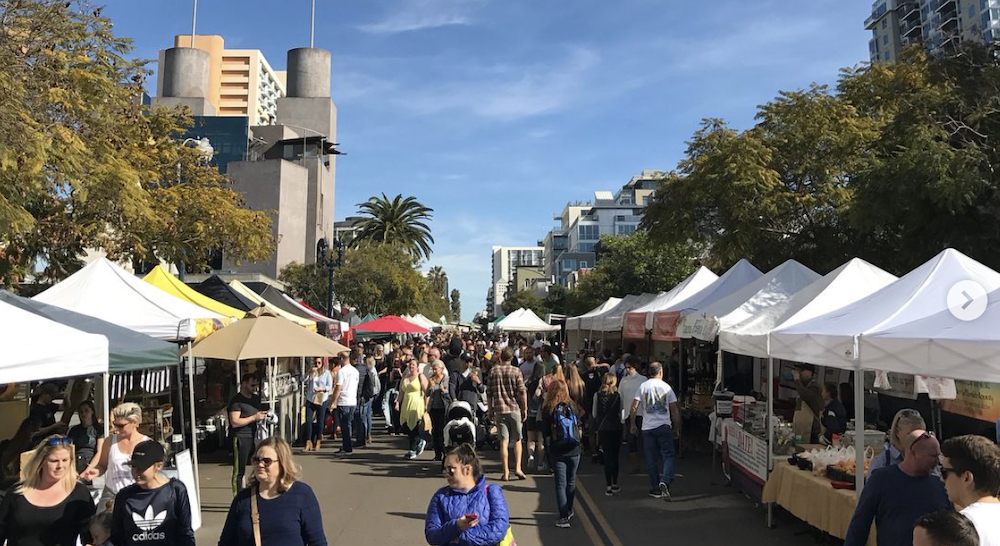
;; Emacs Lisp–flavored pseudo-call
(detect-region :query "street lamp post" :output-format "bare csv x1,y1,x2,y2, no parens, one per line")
316,237,344,333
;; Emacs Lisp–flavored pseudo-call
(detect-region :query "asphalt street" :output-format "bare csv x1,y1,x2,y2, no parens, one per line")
193,424,834,546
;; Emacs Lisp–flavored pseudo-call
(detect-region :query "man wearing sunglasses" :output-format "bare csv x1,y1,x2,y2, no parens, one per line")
940,434,1000,546
845,429,950,546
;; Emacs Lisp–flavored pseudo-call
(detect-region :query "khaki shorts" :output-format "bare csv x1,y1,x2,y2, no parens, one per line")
498,411,522,442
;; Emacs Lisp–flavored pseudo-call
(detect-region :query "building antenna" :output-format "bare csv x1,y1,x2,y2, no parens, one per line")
310,0,316,48
191,0,198,48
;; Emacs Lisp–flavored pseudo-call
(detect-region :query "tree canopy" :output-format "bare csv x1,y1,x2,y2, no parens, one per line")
0,0,273,284
353,193,435,261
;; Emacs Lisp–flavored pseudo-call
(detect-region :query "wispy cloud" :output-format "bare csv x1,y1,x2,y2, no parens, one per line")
358,0,489,34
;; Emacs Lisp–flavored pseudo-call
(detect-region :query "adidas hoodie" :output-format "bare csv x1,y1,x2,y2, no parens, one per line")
111,478,194,546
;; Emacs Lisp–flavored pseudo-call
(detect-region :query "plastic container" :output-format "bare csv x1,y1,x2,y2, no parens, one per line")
713,390,734,417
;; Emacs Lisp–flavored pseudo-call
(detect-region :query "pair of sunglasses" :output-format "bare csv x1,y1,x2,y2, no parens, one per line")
47,437,72,447
252,456,277,466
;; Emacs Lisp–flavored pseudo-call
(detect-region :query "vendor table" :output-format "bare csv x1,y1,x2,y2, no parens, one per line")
762,462,875,546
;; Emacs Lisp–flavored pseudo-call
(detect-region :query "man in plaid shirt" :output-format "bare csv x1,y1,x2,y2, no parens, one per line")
488,347,528,481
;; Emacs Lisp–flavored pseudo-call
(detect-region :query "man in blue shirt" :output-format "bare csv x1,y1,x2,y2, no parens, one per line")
845,429,950,546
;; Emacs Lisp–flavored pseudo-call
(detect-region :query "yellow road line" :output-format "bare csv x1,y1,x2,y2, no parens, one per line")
577,481,626,546
575,489,605,546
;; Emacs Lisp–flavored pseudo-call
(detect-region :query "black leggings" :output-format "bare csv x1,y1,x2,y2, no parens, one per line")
232,436,256,495
429,408,446,457
403,419,425,452
600,429,623,487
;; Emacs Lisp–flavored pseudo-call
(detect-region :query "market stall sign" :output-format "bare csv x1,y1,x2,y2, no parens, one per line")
723,419,769,484
940,381,1000,423
623,312,646,339
651,311,681,342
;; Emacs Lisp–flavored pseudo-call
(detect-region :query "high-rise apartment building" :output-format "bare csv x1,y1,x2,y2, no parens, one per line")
490,246,544,316
866,0,1000,62
159,35,287,125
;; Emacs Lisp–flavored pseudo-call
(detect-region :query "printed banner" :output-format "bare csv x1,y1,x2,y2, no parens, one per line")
940,381,1000,422
651,311,682,341
623,312,647,339
723,420,768,484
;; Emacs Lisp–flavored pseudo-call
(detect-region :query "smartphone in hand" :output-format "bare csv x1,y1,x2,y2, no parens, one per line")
464,513,479,522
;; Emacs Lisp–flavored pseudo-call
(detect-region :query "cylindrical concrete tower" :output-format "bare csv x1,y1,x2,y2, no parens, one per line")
286,48,331,98
160,47,211,98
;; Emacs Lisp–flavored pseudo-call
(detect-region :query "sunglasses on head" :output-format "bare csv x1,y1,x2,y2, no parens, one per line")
46,437,72,447
252,456,276,466
911,431,935,449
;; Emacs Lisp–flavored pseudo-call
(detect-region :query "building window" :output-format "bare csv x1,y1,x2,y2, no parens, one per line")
579,224,599,240
578,242,595,252
882,19,888,29
616,224,637,235
884,51,891,60
883,34,889,45
562,259,577,271
579,261,588,269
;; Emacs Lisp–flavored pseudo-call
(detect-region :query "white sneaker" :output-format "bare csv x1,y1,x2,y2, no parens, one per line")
605,486,613,497
405,451,416,460
416,439,426,456
528,455,535,470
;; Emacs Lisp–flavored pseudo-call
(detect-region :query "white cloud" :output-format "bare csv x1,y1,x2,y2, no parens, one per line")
358,0,489,34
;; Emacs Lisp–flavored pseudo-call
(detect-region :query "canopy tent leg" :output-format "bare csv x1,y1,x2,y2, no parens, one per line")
187,342,200,496
766,356,775,528
854,364,865,495
174,355,186,451
715,345,724,389
102,373,111,424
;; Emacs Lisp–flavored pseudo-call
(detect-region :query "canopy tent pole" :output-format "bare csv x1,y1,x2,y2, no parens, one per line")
174,352,186,452
766,354,775,528
102,372,111,425
187,342,200,495
854,335,865,497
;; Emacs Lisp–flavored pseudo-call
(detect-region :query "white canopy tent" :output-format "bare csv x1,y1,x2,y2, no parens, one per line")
566,298,622,331
623,267,719,338
719,258,897,359
579,294,642,331
862,288,1000,382
652,260,762,341
403,314,439,330
1,299,109,383
496,308,560,332
680,260,820,342
34,258,226,341
279,293,338,324
594,292,660,332
769,248,1000,494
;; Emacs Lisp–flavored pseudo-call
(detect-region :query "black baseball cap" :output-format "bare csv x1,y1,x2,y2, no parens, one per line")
793,363,816,372
127,440,165,472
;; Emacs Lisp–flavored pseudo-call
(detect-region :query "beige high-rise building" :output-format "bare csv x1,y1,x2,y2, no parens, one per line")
158,35,286,125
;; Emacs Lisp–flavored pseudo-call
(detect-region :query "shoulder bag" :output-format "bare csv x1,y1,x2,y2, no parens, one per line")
251,485,262,546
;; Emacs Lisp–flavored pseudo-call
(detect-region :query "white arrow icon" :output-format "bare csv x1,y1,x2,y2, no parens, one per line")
947,280,987,321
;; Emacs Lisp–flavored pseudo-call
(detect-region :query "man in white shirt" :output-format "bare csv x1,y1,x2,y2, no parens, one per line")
940,434,1000,546
331,354,360,456
629,362,680,500
518,346,538,381
618,359,647,474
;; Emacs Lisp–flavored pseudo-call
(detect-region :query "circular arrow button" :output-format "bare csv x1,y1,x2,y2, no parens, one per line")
947,280,987,322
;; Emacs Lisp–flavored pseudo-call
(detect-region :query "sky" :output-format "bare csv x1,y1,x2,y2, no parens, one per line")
98,0,871,321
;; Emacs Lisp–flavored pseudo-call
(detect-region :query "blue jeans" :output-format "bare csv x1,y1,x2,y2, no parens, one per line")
338,406,356,453
642,424,675,490
304,402,327,444
354,400,372,446
552,452,580,519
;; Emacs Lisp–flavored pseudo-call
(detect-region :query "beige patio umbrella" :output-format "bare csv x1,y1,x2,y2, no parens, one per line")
193,305,348,360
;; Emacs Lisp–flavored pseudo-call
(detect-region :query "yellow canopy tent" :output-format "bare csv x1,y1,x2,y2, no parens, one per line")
143,266,245,320
228,280,317,332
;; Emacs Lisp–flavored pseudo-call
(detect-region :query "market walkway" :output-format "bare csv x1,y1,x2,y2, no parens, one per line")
193,430,828,545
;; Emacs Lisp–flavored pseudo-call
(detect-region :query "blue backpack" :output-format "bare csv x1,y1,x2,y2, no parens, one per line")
552,402,581,447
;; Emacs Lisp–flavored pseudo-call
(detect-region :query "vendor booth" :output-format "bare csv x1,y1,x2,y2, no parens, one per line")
143,266,245,320
495,308,560,333
227,280,317,331
565,298,622,352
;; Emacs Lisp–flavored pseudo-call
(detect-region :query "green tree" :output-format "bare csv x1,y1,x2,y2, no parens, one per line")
450,288,461,322
278,261,329,314
544,284,567,316
501,290,546,317
0,0,272,284
427,265,448,298
353,193,435,261
333,243,427,316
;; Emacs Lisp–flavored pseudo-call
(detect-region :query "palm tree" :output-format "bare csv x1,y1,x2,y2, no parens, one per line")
427,265,448,297
354,193,435,260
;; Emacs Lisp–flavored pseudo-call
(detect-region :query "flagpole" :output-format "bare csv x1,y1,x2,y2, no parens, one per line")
310,0,316,48
191,0,198,47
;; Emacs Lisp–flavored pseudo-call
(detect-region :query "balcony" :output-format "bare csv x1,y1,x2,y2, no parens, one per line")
900,1,920,21
901,18,923,38
937,15,959,32
934,0,956,15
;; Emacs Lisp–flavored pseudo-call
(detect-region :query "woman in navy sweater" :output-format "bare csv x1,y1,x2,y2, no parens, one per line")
218,437,327,546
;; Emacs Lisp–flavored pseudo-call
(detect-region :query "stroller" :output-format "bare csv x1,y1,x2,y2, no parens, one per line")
444,400,499,451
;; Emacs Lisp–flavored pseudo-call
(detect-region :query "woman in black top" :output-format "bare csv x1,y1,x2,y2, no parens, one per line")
592,374,623,496
540,379,582,529
0,435,96,546
67,401,104,474
111,440,194,546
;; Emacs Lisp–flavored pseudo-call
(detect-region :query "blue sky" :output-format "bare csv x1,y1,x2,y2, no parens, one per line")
100,0,870,321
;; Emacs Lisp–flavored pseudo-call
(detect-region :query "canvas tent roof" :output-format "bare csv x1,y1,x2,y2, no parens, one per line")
861,289,1000,382
718,258,897,358
254,285,322,322
1,298,109,383
191,276,257,311
352,315,430,334
34,258,227,341
143,266,245,319
228,280,317,331
193,307,348,361
592,293,660,332
769,248,1000,371
623,267,719,337
566,298,623,331
0,291,178,373
679,260,820,341
651,260,762,341
278,293,337,324
496,308,559,332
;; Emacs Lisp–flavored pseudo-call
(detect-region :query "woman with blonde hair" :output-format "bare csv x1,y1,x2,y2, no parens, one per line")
563,364,587,413
396,359,430,460
82,402,149,506
0,435,96,545
219,437,327,546
867,408,927,480
304,356,333,452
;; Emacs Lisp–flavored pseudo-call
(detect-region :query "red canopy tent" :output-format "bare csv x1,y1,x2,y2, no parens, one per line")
350,315,430,334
